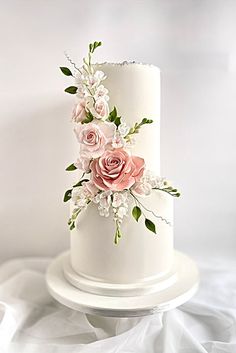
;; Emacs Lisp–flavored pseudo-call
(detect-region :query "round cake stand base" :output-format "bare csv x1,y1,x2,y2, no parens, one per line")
46,251,199,318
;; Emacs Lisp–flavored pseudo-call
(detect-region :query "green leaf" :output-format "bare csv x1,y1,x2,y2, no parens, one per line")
145,218,156,234
60,67,73,76
132,206,142,222
64,189,72,202
64,86,77,94
114,116,121,127
82,111,93,124
73,179,89,187
108,107,117,122
66,163,77,171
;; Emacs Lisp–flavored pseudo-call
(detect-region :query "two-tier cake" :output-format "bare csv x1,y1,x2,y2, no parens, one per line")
46,41,199,316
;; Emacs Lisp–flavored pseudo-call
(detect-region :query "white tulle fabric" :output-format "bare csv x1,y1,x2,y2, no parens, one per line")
0,257,235,353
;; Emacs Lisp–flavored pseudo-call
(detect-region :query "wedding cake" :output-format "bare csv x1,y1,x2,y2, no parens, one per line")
61,42,180,297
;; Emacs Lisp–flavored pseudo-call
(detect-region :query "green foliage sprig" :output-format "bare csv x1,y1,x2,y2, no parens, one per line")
154,186,180,197
68,208,82,231
130,194,157,235
60,41,102,98
130,184,179,234
125,118,153,140
89,41,102,53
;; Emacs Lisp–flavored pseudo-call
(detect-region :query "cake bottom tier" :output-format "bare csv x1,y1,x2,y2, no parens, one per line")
64,252,177,296
69,191,174,291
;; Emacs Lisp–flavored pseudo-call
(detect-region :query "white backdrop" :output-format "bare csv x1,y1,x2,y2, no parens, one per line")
0,0,236,262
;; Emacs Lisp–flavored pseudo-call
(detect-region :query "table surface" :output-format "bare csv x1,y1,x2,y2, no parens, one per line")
0,256,235,353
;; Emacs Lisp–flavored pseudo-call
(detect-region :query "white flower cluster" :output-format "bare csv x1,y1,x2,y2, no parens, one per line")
132,171,167,196
112,120,130,148
112,191,130,224
73,69,110,122
143,171,167,189
93,190,130,223
93,190,112,217
71,181,98,209
71,187,88,208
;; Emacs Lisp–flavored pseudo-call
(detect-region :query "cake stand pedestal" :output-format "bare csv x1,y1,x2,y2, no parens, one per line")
46,251,199,317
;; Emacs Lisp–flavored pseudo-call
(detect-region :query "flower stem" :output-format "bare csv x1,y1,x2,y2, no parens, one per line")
130,191,172,226
64,51,83,75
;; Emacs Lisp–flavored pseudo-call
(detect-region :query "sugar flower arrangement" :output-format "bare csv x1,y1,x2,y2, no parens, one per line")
61,41,180,244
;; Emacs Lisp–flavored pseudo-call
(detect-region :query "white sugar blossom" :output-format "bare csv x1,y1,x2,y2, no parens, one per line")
112,192,129,207
92,190,130,221
98,206,110,217
111,121,130,149
85,70,106,89
143,171,167,189
75,72,86,85
76,84,86,99
94,70,106,81
155,177,167,189
131,172,167,197
116,206,128,219
72,181,98,207
112,191,129,223
86,75,98,88
94,85,109,101
112,132,126,149
71,187,88,208
93,190,112,217
118,122,130,137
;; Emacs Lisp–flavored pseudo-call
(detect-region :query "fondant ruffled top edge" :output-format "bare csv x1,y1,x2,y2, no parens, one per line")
94,61,160,70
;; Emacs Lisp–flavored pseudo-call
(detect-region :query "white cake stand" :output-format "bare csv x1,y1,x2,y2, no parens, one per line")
46,250,199,317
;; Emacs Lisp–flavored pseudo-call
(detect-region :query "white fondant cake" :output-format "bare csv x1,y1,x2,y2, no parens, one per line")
64,63,175,296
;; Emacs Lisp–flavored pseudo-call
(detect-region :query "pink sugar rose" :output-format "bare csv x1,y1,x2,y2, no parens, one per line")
90,149,145,191
72,99,87,123
74,122,116,158
92,98,109,120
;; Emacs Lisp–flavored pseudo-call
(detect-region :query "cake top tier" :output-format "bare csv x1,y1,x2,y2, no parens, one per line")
61,41,180,242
